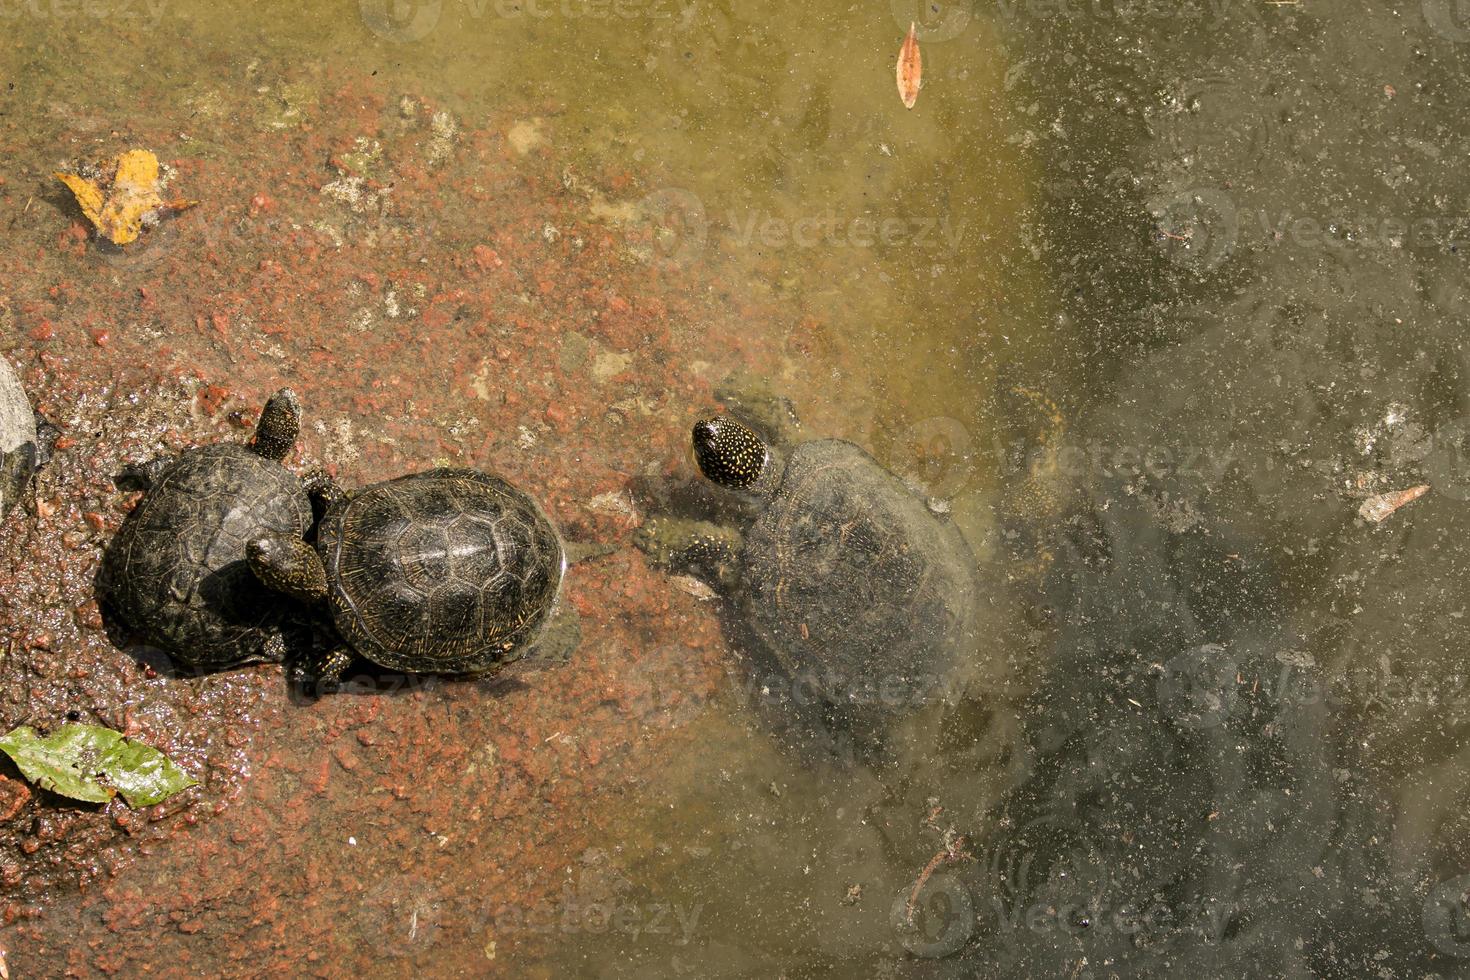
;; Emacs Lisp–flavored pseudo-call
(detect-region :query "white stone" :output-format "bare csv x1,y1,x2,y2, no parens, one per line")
0,358,32,455
0,358,37,517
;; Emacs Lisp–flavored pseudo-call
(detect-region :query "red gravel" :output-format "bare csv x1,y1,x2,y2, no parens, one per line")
0,70,828,975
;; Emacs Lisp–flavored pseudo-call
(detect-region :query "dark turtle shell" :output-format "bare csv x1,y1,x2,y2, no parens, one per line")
317,468,565,674
99,443,312,667
741,439,979,695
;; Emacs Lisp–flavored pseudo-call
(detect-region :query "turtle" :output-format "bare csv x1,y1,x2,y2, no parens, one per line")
634,389,982,718
98,388,329,669
245,467,577,692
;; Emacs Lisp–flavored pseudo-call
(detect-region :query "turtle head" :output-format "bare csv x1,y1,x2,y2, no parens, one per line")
692,416,769,491
246,533,328,605
251,388,300,462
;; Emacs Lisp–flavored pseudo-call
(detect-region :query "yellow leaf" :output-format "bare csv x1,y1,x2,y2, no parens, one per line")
53,148,194,246
54,171,105,226
112,148,160,189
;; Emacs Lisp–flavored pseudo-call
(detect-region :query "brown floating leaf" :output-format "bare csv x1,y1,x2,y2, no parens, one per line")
54,148,197,246
1358,484,1429,523
897,22,922,109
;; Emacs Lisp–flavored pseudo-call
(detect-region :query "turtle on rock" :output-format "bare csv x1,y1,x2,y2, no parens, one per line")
246,467,581,693
635,388,982,731
98,388,331,670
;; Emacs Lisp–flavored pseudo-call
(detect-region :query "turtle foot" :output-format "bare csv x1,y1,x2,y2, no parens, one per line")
289,646,355,697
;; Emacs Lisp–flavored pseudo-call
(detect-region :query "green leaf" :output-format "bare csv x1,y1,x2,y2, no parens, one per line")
0,724,199,808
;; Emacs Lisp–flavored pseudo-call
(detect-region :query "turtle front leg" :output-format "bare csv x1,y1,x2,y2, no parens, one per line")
289,645,355,695
634,516,742,591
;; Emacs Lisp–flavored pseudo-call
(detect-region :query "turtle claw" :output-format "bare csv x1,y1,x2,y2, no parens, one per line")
634,516,740,587
289,646,355,697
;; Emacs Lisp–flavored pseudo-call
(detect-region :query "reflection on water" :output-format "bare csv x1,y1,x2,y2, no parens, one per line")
8,0,1470,975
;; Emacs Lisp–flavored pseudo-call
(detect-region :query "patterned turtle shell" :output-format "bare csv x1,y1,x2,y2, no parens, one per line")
99,443,312,667
316,468,565,674
740,439,979,690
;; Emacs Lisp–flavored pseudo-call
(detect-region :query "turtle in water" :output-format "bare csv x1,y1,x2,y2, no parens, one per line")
246,467,578,693
98,388,328,669
635,390,981,722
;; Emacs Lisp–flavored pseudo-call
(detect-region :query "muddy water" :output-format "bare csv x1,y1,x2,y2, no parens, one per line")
5,0,1470,976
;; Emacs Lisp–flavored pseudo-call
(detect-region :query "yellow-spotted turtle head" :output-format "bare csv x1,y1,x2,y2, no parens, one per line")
693,416,770,491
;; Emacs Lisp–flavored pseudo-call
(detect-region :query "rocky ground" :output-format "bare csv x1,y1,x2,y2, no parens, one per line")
0,66,830,975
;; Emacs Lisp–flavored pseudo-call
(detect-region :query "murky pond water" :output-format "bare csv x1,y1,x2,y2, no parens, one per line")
4,0,1470,976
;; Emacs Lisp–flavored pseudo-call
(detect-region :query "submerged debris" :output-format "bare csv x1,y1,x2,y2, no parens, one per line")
896,22,922,109
53,148,197,246
1358,484,1429,523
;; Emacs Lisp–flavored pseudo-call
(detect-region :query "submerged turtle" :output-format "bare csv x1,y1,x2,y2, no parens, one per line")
246,467,576,691
98,388,327,669
636,392,981,713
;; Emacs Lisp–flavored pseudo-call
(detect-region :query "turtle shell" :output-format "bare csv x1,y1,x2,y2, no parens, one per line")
740,439,979,700
317,468,565,674
99,443,312,667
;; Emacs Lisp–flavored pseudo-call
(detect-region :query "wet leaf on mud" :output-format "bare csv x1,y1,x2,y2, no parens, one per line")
896,22,922,109
0,724,198,807
53,149,198,246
